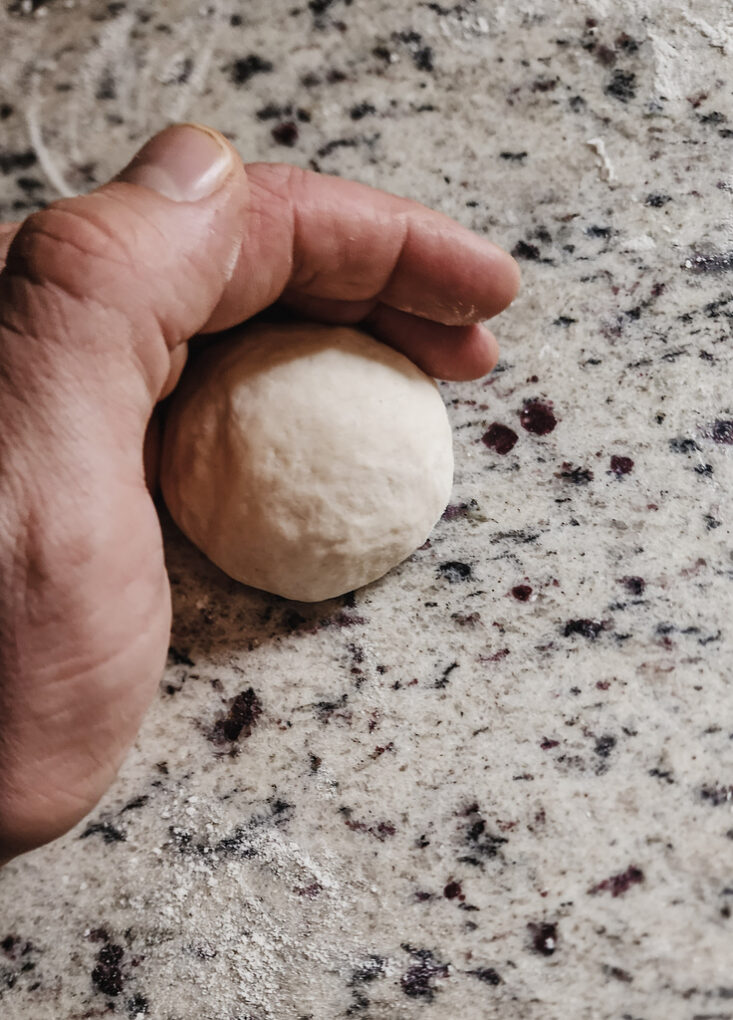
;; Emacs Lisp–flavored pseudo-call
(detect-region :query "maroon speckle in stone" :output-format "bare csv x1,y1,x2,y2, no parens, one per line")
589,865,644,897
528,921,558,956
540,738,559,750
610,455,634,476
520,399,557,435
345,817,396,840
443,880,462,899
620,576,645,595
482,423,519,454
712,420,733,444
480,648,510,663
295,881,323,897
512,584,533,601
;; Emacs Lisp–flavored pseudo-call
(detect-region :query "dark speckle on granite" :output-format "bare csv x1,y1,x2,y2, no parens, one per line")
8,0,53,14
564,619,605,639
210,687,263,744
0,150,37,175
228,53,274,85
316,136,359,158
80,820,126,844
687,250,733,274
527,922,558,956
458,805,508,866
700,784,733,807
271,121,299,146
469,966,502,985
167,645,194,666
512,239,541,260
95,67,117,101
711,420,733,444
400,947,449,1000
669,436,701,454
308,0,353,19
602,964,633,983
605,68,637,102
558,462,594,485
594,734,617,760
127,992,149,1014
438,561,472,582
645,192,672,207
91,942,125,997
350,101,376,120
435,660,459,687
585,224,612,238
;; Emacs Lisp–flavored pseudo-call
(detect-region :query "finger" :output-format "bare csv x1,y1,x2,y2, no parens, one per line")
365,305,500,381
0,124,250,858
279,291,377,326
202,163,521,333
0,222,21,269
279,292,500,380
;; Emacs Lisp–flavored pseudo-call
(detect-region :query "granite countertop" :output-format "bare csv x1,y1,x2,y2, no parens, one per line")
1,1,732,1018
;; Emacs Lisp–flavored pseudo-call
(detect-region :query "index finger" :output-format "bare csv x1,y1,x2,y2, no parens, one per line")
201,163,520,334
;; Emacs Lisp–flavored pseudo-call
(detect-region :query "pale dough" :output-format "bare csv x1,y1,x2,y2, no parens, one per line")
160,322,454,602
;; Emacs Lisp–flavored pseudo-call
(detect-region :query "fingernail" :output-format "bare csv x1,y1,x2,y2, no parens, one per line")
118,123,233,202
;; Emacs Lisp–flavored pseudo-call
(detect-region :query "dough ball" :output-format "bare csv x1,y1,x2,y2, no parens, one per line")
160,323,454,602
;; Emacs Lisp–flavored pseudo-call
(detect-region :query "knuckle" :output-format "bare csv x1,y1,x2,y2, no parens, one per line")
7,199,137,302
1,196,171,398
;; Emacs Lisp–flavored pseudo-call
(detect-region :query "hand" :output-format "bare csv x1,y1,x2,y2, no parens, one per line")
0,124,520,863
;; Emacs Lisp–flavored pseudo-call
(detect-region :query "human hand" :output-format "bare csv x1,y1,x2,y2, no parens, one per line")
0,124,519,863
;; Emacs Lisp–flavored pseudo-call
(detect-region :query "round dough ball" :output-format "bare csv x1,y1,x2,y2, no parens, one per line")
160,323,454,602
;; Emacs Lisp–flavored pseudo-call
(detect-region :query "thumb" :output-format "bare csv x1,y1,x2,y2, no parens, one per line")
3,123,249,410
0,125,248,860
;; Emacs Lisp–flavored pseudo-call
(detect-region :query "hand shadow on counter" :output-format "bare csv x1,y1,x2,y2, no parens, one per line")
161,504,369,666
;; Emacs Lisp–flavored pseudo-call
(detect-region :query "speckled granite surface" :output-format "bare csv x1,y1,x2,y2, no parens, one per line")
1,1,733,1018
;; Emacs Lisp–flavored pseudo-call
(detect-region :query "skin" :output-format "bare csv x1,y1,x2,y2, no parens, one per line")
0,130,519,865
